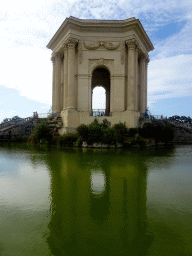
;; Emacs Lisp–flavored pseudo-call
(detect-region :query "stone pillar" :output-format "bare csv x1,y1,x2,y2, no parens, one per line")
126,39,138,111
144,56,150,112
67,39,78,109
51,56,56,113
60,59,64,111
139,55,146,115
54,52,62,113
135,47,139,111
63,44,68,110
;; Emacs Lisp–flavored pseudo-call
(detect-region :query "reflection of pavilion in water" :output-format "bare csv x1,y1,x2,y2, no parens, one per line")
47,151,150,256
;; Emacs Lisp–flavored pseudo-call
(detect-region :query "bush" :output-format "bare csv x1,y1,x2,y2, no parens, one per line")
58,133,78,147
113,122,128,143
102,127,117,145
76,124,89,141
125,136,146,147
138,122,174,145
31,120,52,143
128,128,138,137
76,138,83,147
87,119,102,144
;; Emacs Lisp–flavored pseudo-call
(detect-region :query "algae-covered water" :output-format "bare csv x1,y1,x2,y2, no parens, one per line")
0,144,192,256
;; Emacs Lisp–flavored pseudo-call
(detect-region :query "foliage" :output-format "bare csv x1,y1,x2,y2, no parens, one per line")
29,120,52,144
138,122,174,145
128,128,138,137
168,115,192,124
58,133,78,147
76,138,83,147
34,121,50,140
102,127,117,145
113,122,128,143
87,119,102,144
3,118,9,123
76,124,89,141
102,118,111,128
125,136,146,147
47,114,54,121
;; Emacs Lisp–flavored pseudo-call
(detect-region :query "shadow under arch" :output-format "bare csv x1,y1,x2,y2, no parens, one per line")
92,67,110,116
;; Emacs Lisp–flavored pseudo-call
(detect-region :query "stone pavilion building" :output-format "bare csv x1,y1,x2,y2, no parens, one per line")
47,16,154,134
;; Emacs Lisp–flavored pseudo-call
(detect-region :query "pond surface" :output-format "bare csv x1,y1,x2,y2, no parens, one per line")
0,144,192,256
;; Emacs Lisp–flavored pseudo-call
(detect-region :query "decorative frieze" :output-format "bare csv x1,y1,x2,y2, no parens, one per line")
83,41,120,50
83,41,100,50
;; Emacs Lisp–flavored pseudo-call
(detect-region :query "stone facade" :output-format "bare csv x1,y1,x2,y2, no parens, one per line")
47,16,154,134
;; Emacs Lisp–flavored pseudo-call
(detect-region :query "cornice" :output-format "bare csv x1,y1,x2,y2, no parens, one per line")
46,16,154,53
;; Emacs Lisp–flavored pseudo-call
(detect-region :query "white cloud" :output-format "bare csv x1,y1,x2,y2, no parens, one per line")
148,54,192,106
0,46,52,104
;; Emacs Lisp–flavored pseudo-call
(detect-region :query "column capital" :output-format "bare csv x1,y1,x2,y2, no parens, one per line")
52,52,62,60
125,39,138,50
140,54,150,64
64,38,78,49
51,56,55,63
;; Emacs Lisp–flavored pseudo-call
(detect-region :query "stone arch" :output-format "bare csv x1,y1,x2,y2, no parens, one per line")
91,67,110,116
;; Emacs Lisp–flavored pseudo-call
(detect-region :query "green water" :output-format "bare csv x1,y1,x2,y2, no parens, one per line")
0,144,192,256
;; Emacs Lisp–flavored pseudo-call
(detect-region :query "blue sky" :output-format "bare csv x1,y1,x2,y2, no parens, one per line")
0,0,192,122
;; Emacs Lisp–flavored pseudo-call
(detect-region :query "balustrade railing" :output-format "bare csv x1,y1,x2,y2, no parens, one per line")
92,109,106,117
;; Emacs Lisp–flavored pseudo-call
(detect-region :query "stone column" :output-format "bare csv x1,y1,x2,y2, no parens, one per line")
139,55,146,115
67,39,78,110
144,56,150,112
63,44,68,110
126,39,138,111
54,52,62,113
135,47,139,111
60,59,64,111
51,56,56,113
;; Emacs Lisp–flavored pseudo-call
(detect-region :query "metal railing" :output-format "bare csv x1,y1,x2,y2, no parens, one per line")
92,109,106,117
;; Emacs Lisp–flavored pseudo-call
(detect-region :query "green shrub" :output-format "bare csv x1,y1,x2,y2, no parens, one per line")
128,128,138,137
125,136,146,147
76,138,83,147
30,120,52,144
76,124,88,141
113,122,128,143
59,133,78,147
87,119,102,143
138,122,174,145
102,127,117,145
34,121,50,139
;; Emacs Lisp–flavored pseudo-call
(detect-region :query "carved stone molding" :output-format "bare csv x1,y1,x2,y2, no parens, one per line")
103,42,120,50
78,41,83,64
83,41,120,50
97,57,105,65
89,58,113,75
120,42,125,65
140,54,150,64
83,41,100,50
52,52,62,60
63,38,78,49
126,39,138,50
51,56,55,63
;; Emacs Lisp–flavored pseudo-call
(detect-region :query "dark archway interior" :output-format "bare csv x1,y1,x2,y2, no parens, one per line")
92,68,110,116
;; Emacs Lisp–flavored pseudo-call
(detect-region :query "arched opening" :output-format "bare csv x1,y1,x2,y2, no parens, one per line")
92,86,106,116
91,67,110,116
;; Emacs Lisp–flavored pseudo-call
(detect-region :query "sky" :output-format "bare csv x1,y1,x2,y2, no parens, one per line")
0,0,192,122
